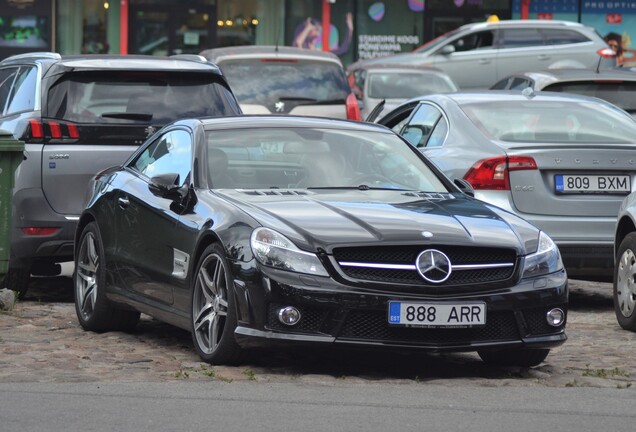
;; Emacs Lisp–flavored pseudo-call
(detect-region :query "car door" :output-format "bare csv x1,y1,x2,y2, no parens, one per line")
496,28,547,80
114,128,194,305
431,30,497,89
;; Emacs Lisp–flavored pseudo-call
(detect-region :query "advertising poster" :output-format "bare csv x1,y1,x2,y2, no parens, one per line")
512,0,579,21
580,1,636,65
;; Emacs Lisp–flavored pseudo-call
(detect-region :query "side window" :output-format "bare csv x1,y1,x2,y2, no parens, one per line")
426,116,448,148
0,67,19,116
491,77,513,90
541,29,590,45
400,104,443,148
6,66,37,115
449,30,495,52
132,130,192,185
500,28,544,48
509,77,533,90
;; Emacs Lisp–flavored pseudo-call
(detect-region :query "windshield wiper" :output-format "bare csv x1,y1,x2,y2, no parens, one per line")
101,112,154,121
277,97,347,105
307,185,413,191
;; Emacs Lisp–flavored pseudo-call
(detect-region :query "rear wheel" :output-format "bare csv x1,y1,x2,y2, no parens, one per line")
74,222,139,332
478,348,550,367
191,243,243,365
1,267,31,299
614,233,636,331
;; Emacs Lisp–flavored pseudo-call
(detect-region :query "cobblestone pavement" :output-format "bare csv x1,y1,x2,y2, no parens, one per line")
1,276,635,389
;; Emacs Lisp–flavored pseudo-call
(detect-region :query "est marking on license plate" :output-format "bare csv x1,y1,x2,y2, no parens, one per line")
555,174,630,194
388,302,486,327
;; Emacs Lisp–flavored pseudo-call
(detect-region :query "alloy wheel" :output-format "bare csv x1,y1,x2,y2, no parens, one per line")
616,248,636,318
193,253,229,355
76,231,99,320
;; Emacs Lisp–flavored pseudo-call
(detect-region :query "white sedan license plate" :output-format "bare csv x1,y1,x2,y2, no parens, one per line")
388,301,486,327
555,174,630,194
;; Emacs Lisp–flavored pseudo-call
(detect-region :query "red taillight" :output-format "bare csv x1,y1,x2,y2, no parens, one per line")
463,156,537,190
25,119,80,141
597,47,617,58
29,119,44,139
346,92,361,121
21,227,60,236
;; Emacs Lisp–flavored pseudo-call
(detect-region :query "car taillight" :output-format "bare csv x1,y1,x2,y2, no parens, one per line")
597,47,617,58
346,92,361,121
25,119,80,142
21,227,60,236
463,156,537,190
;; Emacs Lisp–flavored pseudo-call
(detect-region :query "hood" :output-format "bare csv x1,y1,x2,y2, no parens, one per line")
216,189,539,255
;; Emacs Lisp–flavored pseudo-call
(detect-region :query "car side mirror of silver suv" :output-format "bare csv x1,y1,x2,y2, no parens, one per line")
440,45,456,55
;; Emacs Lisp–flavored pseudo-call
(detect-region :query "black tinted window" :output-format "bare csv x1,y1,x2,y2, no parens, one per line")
6,66,37,115
544,81,636,111
449,30,494,52
46,71,240,124
500,28,543,48
219,59,350,105
540,29,589,45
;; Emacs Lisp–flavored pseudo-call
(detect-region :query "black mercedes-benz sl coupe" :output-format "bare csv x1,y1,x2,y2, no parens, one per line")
74,115,567,366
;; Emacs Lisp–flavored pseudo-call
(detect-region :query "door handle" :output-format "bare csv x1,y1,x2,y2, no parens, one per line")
538,54,550,61
478,59,490,64
118,196,130,209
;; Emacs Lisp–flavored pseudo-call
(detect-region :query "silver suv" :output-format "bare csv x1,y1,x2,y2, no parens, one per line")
0,53,241,297
360,20,615,89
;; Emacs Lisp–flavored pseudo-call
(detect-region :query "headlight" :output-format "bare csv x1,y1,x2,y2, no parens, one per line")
521,231,563,279
250,227,329,277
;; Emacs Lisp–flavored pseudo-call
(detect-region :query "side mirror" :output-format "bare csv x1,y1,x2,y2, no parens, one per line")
440,45,456,55
454,178,475,197
148,173,187,200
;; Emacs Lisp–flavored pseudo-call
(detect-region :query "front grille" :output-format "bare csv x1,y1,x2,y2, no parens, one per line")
266,303,328,333
338,310,519,345
332,245,517,286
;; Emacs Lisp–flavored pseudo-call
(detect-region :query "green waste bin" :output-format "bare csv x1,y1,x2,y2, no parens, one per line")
0,129,24,278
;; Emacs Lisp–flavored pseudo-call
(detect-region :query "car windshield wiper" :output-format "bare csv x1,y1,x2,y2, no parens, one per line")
307,185,414,191
101,112,154,121
277,97,347,105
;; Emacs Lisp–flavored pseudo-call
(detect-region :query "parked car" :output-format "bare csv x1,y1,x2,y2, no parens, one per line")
491,68,636,117
74,115,567,367
613,194,636,331
199,45,360,120
358,20,615,89
375,90,636,280
345,63,458,120
0,52,242,297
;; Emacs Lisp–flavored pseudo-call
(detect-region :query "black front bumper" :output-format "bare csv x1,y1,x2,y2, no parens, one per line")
232,265,568,353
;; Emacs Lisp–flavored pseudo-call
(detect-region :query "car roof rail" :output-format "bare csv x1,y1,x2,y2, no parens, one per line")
169,54,208,63
1,52,62,63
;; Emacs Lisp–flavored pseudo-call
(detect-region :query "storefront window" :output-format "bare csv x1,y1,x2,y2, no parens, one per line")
0,0,51,58
355,0,423,61
58,0,119,54
217,0,284,47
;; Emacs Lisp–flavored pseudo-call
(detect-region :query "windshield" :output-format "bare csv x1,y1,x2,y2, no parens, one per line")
205,127,448,192
218,59,350,105
543,81,636,112
367,72,457,99
47,71,239,124
461,100,636,144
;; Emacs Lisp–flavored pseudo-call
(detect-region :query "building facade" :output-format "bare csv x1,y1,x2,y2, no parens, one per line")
1,0,635,66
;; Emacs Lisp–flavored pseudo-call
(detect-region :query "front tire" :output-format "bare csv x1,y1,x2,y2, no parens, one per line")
478,348,550,367
74,222,139,332
614,233,636,331
191,243,243,365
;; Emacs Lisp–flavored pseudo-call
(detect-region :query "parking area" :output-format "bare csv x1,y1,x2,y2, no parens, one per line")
1,275,634,389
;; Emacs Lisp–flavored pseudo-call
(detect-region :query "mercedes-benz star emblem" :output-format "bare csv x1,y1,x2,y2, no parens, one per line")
415,249,452,283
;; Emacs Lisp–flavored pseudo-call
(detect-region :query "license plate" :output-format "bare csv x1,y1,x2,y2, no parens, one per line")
388,301,486,327
555,174,630,194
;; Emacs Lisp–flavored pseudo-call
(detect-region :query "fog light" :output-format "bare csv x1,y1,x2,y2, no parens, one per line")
546,308,565,327
278,306,301,326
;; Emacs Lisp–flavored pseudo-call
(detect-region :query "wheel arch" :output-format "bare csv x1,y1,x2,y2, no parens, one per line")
615,215,636,258
75,212,96,252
